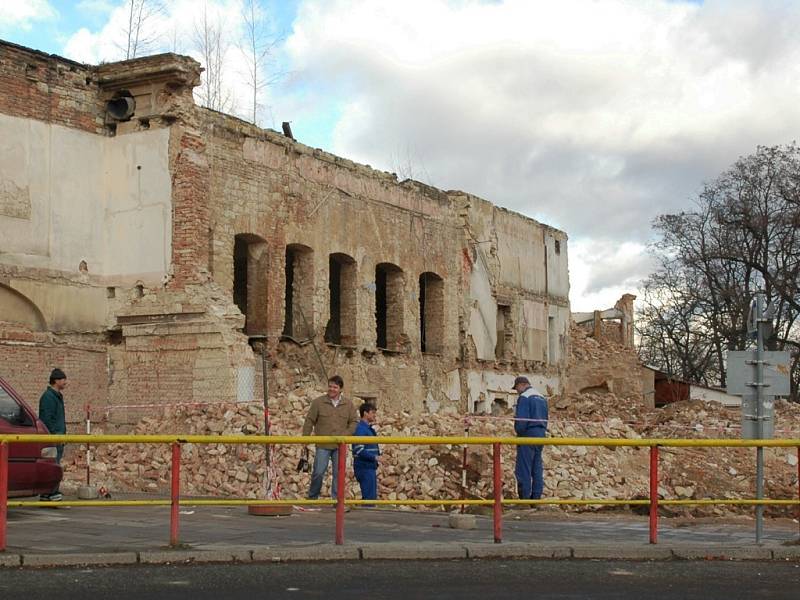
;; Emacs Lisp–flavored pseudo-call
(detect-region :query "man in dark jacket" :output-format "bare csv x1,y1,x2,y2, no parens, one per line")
351,403,380,504
38,368,67,501
512,376,548,502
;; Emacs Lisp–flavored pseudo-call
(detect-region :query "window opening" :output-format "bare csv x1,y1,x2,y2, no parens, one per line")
283,244,314,339
325,253,357,345
419,272,444,353
496,304,512,360
233,233,268,335
375,263,404,351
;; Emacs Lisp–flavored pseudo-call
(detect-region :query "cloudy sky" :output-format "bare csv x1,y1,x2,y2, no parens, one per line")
2,0,799,311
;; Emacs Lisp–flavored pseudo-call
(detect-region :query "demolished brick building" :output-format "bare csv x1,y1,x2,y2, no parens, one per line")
0,40,570,427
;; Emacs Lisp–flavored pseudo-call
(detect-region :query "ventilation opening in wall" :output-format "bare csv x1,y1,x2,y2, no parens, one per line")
134,284,144,298
495,304,512,360
375,262,404,351
554,239,561,255
419,272,444,354
283,244,314,340
233,233,269,335
106,90,135,121
325,253,357,346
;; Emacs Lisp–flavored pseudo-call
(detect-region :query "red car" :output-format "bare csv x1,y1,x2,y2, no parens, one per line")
0,375,63,497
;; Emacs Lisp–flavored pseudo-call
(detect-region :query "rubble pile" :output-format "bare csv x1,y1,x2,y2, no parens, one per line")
60,322,800,517
62,387,800,517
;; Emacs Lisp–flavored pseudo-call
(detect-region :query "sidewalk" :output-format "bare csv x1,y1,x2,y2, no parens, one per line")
2,500,799,568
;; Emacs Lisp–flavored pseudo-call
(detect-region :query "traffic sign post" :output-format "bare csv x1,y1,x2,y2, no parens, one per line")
726,292,790,544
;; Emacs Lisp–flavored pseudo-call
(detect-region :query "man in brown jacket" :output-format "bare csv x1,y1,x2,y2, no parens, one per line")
302,375,359,499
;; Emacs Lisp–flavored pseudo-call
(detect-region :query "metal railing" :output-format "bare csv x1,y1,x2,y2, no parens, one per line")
1,434,799,551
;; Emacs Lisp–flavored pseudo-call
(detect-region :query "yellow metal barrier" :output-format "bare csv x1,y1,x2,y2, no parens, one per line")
1,434,799,549
3,433,800,447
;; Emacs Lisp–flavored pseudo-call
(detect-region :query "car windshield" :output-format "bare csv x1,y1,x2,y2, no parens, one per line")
0,384,31,426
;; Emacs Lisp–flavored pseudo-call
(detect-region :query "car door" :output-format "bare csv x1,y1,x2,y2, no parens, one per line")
0,379,40,491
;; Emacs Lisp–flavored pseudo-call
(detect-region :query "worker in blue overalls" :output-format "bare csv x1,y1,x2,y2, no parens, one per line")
352,402,380,505
512,376,549,503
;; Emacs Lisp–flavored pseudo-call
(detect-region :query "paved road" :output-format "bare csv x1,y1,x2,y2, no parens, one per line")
2,559,799,600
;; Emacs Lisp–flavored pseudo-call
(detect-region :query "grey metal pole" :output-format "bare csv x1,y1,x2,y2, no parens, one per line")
755,292,765,544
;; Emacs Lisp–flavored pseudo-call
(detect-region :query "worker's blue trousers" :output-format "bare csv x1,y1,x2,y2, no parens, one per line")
515,434,545,500
354,465,377,501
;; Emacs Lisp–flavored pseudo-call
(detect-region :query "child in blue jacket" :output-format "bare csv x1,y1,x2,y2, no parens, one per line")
352,403,380,503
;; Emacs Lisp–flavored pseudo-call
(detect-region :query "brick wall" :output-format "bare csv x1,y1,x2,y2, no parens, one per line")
0,325,107,426
0,41,104,134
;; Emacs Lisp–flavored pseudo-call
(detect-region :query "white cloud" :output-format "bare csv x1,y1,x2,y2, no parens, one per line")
76,0,117,13
568,238,653,313
0,0,57,30
283,0,800,308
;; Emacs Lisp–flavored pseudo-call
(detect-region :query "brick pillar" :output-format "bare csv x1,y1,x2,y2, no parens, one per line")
169,128,210,289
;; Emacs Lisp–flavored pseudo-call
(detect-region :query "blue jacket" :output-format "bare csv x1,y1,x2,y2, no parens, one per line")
514,387,548,437
352,420,380,469
38,386,66,434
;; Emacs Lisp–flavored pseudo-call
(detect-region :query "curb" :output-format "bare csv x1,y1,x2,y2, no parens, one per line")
1,543,798,568
252,544,359,562
139,548,252,565
359,543,467,560
669,545,775,561
465,542,571,559
572,544,673,560
23,552,139,567
0,553,21,567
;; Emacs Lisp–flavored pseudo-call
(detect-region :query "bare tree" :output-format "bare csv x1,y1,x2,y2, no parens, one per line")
193,4,234,113
121,0,164,60
238,0,283,125
637,143,800,399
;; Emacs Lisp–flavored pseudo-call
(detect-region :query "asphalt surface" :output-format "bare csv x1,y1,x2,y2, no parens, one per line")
2,559,799,600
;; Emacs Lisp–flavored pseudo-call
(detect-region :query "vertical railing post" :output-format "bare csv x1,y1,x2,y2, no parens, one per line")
335,442,346,545
0,441,8,552
170,442,181,547
85,404,92,487
493,442,502,543
649,445,659,544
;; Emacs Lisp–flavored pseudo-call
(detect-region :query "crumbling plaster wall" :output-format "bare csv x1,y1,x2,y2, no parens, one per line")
457,193,570,370
0,112,172,332
0,40,572,419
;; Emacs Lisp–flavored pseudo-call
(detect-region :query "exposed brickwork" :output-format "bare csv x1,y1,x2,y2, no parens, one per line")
0,41,104,134
169,127,211,289
0,324,107,426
